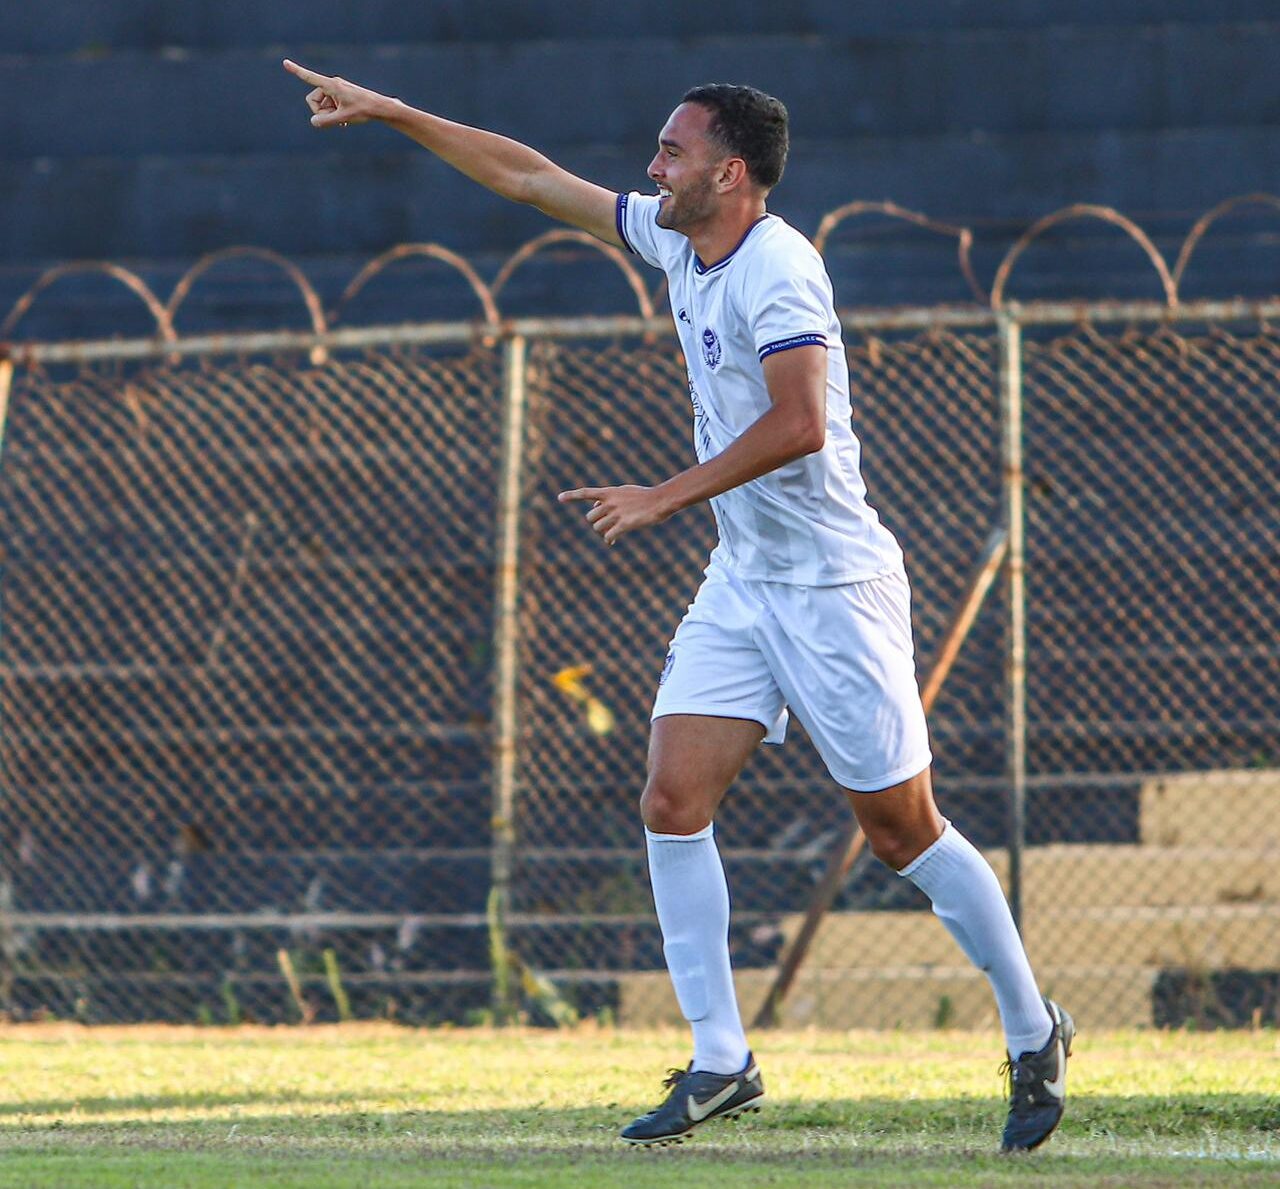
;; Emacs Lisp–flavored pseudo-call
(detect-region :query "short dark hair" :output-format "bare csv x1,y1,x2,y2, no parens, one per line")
681,83,789,190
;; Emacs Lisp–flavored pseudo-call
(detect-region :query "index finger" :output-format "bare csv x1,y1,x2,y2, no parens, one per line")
283,59,330,87
558,488,604,504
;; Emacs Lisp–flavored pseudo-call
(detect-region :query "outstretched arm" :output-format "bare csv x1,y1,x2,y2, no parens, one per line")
283,60,622,247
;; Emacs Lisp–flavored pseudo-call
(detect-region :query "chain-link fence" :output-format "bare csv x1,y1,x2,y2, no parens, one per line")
1,299,1277,1031
0,340,504,1023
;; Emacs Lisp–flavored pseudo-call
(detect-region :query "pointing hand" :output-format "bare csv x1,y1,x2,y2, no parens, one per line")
283,59,394,128
558,485,675,546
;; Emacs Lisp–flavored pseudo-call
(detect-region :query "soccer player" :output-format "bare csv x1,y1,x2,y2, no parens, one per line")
284,60,1073,1153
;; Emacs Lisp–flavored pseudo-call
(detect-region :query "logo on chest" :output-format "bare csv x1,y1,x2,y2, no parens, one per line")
701,326,723,371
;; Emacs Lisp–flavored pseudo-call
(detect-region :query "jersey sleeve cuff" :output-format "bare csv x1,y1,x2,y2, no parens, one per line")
757,332,829,361
615,193,636,255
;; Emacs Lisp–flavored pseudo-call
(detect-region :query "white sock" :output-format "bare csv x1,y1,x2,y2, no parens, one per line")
899,822,1053,1057
645,823,750,1074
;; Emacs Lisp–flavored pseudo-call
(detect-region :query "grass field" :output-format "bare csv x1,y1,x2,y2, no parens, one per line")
0,1024,1276,1187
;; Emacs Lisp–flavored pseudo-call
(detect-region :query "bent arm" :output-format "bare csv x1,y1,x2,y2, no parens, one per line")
557,346,829,544
654,345,829,515
283,60,621,246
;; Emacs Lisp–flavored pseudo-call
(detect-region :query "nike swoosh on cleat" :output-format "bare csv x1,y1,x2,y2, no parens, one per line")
1042,1037,1067,1099
687,1083,740,1122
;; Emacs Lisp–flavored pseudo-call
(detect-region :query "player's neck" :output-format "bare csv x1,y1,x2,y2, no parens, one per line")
686,200,769,270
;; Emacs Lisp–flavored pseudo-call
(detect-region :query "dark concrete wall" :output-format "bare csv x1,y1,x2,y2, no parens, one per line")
4,2,1280,337
9,0,1280,52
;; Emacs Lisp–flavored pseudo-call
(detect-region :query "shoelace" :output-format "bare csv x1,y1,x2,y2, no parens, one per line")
998,1056,1035,1104
661,1065,691,1092
631,1066,692,1124
625,1066,692,1121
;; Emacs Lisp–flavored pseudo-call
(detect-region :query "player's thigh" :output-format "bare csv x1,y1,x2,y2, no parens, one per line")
643,566,786,835
759,569,933,794
642,713,766,834
652,566,788,745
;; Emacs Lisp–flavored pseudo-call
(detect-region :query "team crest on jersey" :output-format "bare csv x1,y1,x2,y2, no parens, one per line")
659,650,675,685
701,326,722,371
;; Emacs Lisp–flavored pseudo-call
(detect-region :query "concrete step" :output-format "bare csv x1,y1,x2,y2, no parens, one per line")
1140,770,1280,848
983,844,1280,910
2,651,491,729
795,903,1280,972
17,919,493,979
4,451,501,565
6,969,492,1025
617,964,1159,1030
2,722,488,794
12,848,492,915
3,771,491,851
9,25,1280,160
13,1,1280,55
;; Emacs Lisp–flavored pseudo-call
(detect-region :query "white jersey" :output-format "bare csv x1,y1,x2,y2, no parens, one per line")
616,191,903,586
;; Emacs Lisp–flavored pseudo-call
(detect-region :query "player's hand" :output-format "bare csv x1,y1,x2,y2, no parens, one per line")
558,484,674,545
283,59,394,128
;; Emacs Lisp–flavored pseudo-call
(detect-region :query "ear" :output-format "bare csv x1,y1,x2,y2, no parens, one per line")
716,157,750,193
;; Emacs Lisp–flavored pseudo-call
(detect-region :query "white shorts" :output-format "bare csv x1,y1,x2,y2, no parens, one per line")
651,563,933,792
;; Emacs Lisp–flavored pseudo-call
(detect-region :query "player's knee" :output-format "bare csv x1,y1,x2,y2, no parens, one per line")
639,776,707,835
864,827,920,873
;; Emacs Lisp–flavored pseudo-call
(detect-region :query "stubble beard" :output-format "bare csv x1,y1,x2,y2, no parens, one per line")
655,175,716,233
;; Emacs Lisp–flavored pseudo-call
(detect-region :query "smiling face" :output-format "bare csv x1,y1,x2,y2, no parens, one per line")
647,102,729,233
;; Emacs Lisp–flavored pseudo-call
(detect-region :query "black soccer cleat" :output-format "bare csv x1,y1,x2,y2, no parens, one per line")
1000,998,1075,1153
620,1054,764,1145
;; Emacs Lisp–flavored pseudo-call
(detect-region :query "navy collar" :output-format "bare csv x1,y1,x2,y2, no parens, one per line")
694,215,770,275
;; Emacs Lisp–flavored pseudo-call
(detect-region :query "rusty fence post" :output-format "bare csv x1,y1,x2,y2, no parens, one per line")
998,308,1027,932
0,355,14,1017
489,334,527,1022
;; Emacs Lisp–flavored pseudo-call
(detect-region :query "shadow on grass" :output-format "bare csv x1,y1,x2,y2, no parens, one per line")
0,1092,1274,1144
769,1092,1280,1139
0,1097,1275,1189
0,1088,399,1119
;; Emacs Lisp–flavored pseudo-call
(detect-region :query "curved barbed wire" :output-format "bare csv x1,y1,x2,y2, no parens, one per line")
1,261,177,343
166,246,330,364
333,243,501,330
5,195,1279,338
491,230,655,319
990,203,1178,309
167,247,329,334
813,200,987,305
1172,193,1280,295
